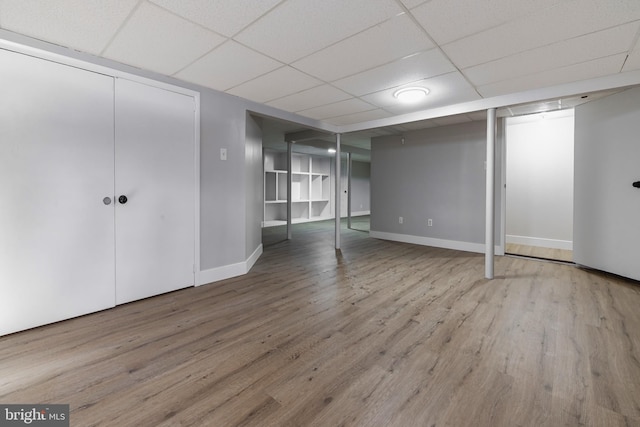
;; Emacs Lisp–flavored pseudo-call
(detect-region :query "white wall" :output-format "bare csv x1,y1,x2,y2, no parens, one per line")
505,109,574,250
370,120,503,254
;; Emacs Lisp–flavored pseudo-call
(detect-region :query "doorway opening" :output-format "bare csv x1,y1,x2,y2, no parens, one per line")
504,109,574,263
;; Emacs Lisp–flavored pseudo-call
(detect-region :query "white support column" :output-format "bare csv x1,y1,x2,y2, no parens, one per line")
347,152,352,229
287,140,292,240
485,108,496,279
335,134,341,250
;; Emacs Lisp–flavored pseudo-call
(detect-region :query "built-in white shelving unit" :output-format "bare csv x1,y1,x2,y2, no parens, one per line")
263,150,333,227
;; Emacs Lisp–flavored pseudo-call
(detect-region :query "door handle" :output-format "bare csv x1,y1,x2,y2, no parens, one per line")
633,181,640,189
103,197,112,205
118,195,128,204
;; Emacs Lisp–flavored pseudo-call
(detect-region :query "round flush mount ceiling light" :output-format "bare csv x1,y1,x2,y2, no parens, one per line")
393,87,430,103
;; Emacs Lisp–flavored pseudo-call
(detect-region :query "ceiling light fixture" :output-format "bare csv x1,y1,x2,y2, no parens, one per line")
328,148,336,154
393,87,429,103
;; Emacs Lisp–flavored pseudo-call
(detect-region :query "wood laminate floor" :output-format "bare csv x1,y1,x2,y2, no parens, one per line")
2,219,640,426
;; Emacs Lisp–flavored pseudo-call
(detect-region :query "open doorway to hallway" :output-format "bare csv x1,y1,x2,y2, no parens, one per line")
504,109,574,262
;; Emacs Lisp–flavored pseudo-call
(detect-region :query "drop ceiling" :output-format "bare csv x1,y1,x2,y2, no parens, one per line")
1,0,639,132
0,2,633,370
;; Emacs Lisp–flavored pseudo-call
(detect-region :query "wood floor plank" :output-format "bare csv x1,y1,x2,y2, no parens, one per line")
1,218,640,426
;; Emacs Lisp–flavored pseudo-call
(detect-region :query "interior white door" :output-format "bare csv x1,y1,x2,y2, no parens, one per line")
574,88,640,281
114,78,195,304
0,49,116,335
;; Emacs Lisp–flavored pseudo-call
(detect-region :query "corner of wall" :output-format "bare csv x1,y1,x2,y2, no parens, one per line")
197,243,263,287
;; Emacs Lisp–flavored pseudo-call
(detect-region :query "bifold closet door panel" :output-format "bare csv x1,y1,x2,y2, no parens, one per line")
115,79,195,305
0,49,116,335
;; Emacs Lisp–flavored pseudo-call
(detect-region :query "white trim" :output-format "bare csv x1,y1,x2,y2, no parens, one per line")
506,235,573,250
370,231,503,255
246,244,263,272
197,244,263,286
351,210,370,216
500,118,507,265
193,92,201,287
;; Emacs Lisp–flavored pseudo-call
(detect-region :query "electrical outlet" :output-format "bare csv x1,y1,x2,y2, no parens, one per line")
399,216,403,224
428,218,433,227
220,148,227,161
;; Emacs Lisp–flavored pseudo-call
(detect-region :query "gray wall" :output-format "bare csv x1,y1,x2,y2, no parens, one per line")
351,160,370,214
199,89,247,270
371,120,503,248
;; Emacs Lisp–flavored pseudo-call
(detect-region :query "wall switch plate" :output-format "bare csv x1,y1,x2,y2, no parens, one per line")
428,219,433,227
220,148,227,161
399,216,403,224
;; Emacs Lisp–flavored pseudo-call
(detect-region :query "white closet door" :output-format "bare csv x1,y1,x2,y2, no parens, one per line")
114,79,195,304
0,49,115,335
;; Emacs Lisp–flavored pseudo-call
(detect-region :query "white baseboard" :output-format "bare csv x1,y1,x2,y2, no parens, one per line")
197,244,263,286
351,210,370,217
506,235,572,250
246,244,263,271
370,230,504,255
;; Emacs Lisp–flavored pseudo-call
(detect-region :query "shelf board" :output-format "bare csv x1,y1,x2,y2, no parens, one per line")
311,199,330,203
262,220,287,227
265,169,287,173
265,200,287,204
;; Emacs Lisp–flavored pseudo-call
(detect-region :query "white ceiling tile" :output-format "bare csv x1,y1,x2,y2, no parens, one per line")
292,14,433,82
465,22,639,86
234,0,402,63
399,0,428,9
0,0,138,54
477,54,627,98
226,67,322,103
298,98,377,120
333,49,456,96
623,48,640,72
444,0,640,69
175,40,282,91
266,85,352,112
103,2,225,75
324,109,393,126
361,72,481,113
149,0,282,37
411,0,562,45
